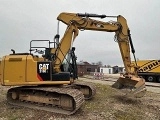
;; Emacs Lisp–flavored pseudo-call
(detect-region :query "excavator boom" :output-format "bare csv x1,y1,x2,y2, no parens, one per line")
56,12,146,98
57,13,131,73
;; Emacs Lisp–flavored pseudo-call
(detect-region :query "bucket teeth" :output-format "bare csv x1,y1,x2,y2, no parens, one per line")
112,75,146,98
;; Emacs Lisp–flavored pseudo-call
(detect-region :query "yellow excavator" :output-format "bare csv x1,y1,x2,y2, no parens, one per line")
0,12,146,115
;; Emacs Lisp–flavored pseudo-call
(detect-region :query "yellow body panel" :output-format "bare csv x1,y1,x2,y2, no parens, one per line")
2,55,26,83
26,55,39,82
33,56,44,61
1,54,71,86
133,60,160,73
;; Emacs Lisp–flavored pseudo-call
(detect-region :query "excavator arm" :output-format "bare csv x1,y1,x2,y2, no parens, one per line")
54,12,146,98
57,13,132,74
53,24,79,72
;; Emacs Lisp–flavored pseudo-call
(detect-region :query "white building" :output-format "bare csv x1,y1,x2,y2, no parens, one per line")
100,67,113,74
100,66,125,74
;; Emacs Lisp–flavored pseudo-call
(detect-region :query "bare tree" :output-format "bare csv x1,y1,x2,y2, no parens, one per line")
91,62,95,65
96,61,103,66
106,64,111,68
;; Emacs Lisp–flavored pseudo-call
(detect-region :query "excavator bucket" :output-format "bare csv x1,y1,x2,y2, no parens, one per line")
112,75,147,98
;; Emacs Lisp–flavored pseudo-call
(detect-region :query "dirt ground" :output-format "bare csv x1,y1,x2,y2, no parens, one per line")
0,78,160,120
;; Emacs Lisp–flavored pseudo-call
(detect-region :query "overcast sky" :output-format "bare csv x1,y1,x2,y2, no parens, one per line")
0,0,160,66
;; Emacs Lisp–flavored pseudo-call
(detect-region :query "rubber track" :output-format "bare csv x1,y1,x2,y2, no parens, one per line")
73,81,96,100
7,86,85,115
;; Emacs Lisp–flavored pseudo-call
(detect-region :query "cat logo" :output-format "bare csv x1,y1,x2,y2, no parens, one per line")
39,63,49,73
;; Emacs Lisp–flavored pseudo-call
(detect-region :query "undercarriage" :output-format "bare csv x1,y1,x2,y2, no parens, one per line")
6,82,96,115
